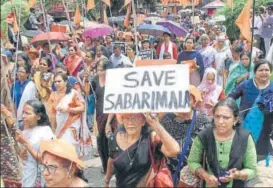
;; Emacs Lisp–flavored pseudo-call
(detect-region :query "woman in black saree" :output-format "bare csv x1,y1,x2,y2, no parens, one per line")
104,113,180,187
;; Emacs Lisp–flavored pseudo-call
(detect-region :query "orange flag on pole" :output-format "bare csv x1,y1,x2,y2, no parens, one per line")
87,0,95,10
235,0,252,42
162,0,169,6
102,0,111,7
173,6,177,14
28,0,37,8
227,0,233,9
74,6,81,25
180,0,189,7
194,0,202,6
13,14,19,33
124,3,132,28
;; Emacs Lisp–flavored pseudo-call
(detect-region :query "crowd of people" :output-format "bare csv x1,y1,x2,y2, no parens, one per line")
1,3,273,188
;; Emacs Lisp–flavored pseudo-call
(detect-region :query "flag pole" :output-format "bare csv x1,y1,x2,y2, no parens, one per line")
81,0,86,28
249,0,255,72
12,0,22,107
40,0,52,52
132,0,139,56
192,0,195,36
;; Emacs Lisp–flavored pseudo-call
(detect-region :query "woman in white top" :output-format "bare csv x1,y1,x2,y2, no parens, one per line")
15,100,55,187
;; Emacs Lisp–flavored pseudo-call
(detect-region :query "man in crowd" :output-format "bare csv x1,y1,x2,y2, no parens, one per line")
261,5,273,56
109,45,131,68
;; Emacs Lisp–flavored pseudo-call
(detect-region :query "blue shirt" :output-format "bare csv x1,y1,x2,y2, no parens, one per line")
229,79,273,116
11,79,31,109
177,51,205,80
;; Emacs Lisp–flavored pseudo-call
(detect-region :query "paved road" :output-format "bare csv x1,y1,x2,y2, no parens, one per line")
83,136,116,187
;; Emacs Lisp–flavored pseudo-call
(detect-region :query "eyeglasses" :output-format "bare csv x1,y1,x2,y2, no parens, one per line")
40,164,58,175
214,114,232,121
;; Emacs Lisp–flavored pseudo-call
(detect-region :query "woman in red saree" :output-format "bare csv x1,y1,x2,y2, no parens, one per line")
64,45,83,77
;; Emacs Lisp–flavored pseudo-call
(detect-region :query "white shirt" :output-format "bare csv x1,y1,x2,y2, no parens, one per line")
251,15,263,36
109,53,132,68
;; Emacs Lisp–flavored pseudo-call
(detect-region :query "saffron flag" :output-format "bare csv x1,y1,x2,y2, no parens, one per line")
87,0,95,10
235,0,252,42
120,0,132,12
162,0,169,6
180,0,189,7
124,3,132,28
227,0,233,9
173,6,177,14
28,0,37,8
74,6,81,25
13,14,19,33
194,0,202,6
102,0,111,7
103,5,109,24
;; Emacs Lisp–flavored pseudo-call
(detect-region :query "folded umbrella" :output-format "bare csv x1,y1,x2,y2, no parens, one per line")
157,20,188,37
137,24,171,37
82,24,113,38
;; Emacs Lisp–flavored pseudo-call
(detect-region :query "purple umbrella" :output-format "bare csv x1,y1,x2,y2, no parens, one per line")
82,24,113,38
156,20,188,37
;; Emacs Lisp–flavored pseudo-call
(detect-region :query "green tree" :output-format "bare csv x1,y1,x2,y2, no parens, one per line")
0,0,29,38
217,0,271,41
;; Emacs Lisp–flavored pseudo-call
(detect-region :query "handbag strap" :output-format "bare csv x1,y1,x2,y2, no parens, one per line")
173,110,197,187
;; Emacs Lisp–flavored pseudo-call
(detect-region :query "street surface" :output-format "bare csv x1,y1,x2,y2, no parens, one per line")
83,135,116,187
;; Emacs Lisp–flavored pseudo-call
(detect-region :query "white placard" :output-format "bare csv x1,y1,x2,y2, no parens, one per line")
103,64,190,113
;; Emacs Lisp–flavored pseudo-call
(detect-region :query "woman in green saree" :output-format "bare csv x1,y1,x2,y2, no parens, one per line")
225,52,254,96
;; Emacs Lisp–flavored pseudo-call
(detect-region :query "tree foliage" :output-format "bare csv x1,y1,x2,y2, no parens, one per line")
217,0,271,41
1,0,29,38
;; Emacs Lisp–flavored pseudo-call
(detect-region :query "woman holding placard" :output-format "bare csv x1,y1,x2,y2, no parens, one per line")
104,113,180,187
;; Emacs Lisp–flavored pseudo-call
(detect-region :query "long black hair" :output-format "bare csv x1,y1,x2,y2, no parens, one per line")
25,99,50,126
54,73,72,94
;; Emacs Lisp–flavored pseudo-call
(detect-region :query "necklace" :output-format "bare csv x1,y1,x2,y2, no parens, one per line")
126,135,142,166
